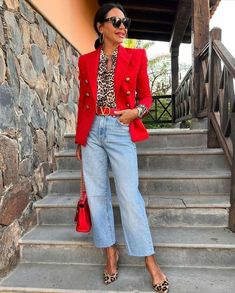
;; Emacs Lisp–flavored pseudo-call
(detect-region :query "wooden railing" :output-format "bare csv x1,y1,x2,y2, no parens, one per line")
208,28,235,231
174,68,192,122
145,95,173,125
174,27,235,231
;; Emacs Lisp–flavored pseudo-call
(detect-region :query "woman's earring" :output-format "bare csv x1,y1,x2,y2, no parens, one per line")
99,33,104,44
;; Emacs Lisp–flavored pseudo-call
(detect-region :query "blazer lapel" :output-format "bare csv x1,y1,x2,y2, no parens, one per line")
85,47,101,105
114,45,132,97
85,45,132,105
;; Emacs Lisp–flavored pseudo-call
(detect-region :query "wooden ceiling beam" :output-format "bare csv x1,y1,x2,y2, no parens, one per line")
98,0,220,44
99,0,178,13
128,31,191,43
127,9,175,18
130,28,172,35
128,32,171,42
209,0,221,16
123,4,176,14
170,0,191,50
130,18,173,26
130,22,173,32
130,28,190,38
182,36,191,43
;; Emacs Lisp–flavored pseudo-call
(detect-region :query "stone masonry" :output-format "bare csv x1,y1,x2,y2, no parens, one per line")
0,0,79,276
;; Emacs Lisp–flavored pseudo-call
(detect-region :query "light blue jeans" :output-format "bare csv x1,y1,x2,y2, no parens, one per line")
81,115,154,256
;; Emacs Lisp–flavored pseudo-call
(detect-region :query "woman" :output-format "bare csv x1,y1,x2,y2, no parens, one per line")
75,3,169,292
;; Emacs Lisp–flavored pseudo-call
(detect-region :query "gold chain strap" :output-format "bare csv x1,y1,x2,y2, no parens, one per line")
80,160,86,199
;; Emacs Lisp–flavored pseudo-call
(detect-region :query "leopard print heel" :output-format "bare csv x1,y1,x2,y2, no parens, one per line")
103,246,119,285
152,278,169,293
103,270,119,285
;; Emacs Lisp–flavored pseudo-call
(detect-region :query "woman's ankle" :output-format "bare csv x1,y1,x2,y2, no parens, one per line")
145,255,157,266
105,244,117,256
104,244,119,274
145,256,164,276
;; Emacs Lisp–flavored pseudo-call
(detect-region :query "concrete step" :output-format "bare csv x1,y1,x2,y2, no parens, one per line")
19,225,235,268
55,148,229,171
35,194,230,227
1,262,235,293
47,170,231,195
62,129,208,150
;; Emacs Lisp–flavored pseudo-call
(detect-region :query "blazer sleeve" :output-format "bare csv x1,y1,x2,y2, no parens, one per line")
136,49,152,109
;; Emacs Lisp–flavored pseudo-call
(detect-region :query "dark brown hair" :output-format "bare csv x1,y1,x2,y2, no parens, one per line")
94,2,127,49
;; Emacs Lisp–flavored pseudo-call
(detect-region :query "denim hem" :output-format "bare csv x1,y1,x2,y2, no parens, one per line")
126,249,155,257
94,241,117,249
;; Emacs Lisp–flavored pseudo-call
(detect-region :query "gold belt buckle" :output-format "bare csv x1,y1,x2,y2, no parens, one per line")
100,106,111,116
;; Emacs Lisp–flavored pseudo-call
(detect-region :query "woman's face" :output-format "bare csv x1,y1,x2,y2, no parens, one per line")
98,8,128,46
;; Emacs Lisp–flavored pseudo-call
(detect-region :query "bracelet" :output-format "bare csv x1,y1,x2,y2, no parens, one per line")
136,104,148,118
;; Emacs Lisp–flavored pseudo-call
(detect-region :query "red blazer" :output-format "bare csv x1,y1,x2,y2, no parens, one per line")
75,44,152,145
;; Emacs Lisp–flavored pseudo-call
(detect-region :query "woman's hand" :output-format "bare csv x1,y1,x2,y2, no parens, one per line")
76,144,82,160
114,109,138,125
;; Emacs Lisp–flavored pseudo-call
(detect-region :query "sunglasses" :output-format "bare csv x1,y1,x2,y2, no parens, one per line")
102,16,131,29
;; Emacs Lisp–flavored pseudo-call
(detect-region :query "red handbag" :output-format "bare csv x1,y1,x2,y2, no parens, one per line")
74,164,92,233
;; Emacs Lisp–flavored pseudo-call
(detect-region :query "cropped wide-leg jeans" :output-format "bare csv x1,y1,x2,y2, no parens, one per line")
81,115,154,256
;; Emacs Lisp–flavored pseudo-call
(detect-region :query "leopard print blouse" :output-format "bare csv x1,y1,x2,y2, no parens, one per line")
96,46,148,117
96,47,118,108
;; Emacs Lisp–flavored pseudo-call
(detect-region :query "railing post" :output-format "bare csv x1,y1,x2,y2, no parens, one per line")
207,27,221,148
229,105,235,231
171,47,179,123
230,41,235,230
172,94,175,123
191,0,209,118
171,47,179,93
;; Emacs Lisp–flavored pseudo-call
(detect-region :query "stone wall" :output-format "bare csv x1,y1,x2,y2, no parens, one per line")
0,0,79,276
